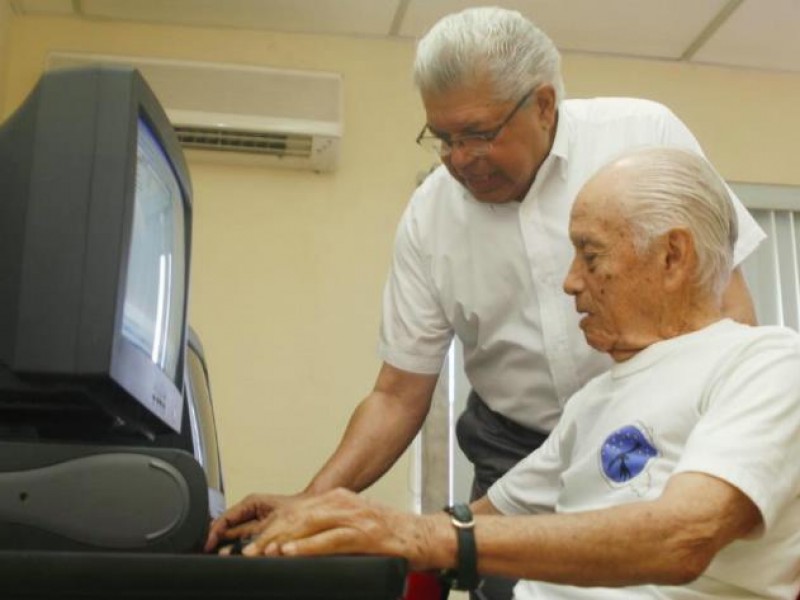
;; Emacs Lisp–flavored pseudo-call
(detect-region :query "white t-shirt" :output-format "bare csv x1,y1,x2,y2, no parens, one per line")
488,319,800,599
378,97,766,432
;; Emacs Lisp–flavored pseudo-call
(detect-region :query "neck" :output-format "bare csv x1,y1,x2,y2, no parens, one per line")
610,296,724,362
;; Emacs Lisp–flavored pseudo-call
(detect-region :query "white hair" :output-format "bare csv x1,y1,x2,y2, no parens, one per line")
612,147,738,299
412,7,565,105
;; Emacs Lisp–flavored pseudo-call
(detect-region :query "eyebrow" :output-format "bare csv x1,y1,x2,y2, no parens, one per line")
570,234,589,248
571,234,605,251
427,120,494,138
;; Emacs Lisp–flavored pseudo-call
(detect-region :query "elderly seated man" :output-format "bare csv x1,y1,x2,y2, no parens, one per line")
207,147,800,600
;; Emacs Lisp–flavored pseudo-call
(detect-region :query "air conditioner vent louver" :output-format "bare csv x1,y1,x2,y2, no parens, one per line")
174,126,313,158
45,52,343,172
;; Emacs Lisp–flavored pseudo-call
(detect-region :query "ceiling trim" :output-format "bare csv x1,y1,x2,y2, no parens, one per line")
680,0,744,61
389,0,411,37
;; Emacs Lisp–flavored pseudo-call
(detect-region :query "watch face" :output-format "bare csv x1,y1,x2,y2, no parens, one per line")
600,424,659,484
448,504,473,524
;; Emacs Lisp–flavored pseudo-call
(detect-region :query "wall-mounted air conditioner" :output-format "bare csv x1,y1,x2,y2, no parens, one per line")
46,52,343,173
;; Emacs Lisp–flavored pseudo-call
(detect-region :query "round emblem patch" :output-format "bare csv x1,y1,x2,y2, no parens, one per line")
600,424,658,484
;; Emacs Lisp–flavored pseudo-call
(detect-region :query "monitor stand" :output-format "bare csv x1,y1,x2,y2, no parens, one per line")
0,440,208,552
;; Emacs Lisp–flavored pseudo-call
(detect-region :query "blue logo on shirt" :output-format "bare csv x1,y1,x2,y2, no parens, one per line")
600,425,658,484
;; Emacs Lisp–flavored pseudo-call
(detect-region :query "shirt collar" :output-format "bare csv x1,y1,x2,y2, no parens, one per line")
520,106,570,202
550,106,570,160
610,318,734,379
549,106,570,179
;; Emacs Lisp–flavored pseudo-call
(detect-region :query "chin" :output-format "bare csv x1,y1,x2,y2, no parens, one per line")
585,339,607,353
468,183,520,204
582,330,613,354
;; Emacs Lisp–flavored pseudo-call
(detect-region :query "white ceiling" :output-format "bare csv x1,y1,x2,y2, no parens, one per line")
10,0,800,73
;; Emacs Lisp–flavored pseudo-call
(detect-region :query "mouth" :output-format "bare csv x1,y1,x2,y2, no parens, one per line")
462,172,501,195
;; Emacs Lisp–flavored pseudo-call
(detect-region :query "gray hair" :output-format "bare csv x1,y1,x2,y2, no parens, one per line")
412,7,565,105
612,147,738,299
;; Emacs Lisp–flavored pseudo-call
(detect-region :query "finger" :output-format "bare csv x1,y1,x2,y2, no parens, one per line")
205,501,265,550
225,520,266,540
280,528,360,557
206,517,269,553
237,513,308,557
217,543,233,556
233,489,371,557
251,503,331,547
204,529,223,553
244,527,358,558
243,503,373,558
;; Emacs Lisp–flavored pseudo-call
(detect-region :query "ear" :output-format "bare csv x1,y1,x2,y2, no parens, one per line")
534,84,557,130
661,228,696,292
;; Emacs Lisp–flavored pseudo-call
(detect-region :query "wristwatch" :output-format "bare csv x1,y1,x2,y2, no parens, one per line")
441,503,479,591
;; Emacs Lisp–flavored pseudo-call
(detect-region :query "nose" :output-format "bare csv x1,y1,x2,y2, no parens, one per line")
445,142,478,170
563,255,583,296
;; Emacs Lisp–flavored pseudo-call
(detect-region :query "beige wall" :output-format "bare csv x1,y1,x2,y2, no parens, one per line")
4,14,800,511
561,55,800,186
0,1,11,115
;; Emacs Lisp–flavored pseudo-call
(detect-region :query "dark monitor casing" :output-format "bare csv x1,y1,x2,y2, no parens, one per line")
0,66,193,437
184,328,226,517
158,326,226,517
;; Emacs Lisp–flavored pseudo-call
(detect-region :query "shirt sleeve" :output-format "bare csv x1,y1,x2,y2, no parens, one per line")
656,104,765,267
674,329,800,531
377,189,453,374
487,402,578,515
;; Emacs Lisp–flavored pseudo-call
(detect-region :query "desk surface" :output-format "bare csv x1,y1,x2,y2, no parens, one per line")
0,550,408,600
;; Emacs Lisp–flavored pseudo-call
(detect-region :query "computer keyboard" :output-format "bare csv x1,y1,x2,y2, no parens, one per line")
0,550,408,600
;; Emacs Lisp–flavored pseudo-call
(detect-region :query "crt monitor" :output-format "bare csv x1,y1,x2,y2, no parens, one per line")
0,65,192,440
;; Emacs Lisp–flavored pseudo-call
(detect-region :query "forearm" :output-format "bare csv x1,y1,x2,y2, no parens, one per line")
305,366,436,494
241,489,714,580
304,395,423,493
474,505,704,586
423,474,760,587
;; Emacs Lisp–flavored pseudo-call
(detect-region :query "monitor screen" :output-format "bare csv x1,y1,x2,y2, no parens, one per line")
122,117,186,387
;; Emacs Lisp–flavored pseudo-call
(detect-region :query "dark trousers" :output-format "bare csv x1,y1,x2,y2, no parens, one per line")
455,391,549,600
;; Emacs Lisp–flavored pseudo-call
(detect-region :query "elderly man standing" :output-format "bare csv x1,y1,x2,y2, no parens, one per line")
222,147,800,600
210,8,766,598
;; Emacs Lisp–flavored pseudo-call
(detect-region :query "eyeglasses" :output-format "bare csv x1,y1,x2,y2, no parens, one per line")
416,88,535,159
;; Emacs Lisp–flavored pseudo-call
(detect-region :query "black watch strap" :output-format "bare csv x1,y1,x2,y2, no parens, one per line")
442,503,479,591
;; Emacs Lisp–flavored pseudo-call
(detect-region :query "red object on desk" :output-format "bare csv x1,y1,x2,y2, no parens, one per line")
404,572,443,600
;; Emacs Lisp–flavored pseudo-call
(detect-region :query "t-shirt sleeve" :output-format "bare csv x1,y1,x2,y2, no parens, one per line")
674,330,800,531
377,195,453,374
656,105,765,267
487,404,577,515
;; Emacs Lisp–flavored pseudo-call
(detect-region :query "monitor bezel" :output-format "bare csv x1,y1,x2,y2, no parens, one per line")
107,67,194,432
107,72,194,432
